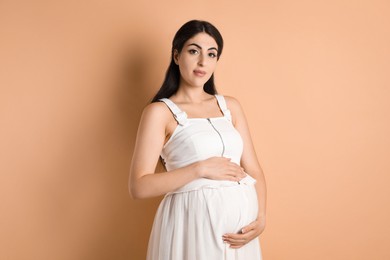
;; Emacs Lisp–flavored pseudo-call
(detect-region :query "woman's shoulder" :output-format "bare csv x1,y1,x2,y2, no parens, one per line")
144,100,167,112
220,95,247,125
220,95,243,111
141,101,172,123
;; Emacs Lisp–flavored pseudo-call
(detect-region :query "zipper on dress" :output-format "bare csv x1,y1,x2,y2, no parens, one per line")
207,118,225,156
207,118,240,184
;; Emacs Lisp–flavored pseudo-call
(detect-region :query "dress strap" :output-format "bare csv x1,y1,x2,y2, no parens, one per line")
159,98,188,126
214,94,232,121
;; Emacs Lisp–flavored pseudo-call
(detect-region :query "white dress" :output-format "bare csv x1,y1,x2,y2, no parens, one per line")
147,95,262,260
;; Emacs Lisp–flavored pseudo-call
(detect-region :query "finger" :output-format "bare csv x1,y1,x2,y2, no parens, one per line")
223,233,249,242
222,175,241,182
233,166,245,174
227,167,246,177
227,176,240,182
229,244,244,249
228,242,246,248
224,229,257,241
224,232,247,238
223,235,246,242
224,238,247,245
235,167,247,177
224,172,243,181
221,171,241,180
224,240,247,248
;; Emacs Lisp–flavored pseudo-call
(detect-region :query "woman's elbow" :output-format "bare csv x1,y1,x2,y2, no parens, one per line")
129,182,149,199
129,183,141,199
129,173,157,199
128,174,143,199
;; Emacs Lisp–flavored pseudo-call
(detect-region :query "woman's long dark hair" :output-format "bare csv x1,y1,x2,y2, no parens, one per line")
151,20,224,103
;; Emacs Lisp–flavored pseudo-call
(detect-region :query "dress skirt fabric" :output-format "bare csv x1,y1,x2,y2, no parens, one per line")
147,183,262,260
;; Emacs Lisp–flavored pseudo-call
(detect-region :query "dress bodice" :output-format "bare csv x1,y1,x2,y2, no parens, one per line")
159,95,256,193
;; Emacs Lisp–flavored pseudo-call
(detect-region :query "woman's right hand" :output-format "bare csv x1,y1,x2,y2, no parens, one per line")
196,157,247,182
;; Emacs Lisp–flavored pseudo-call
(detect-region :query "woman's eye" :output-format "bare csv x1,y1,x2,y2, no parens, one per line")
209,53,217,58
189,49,199,54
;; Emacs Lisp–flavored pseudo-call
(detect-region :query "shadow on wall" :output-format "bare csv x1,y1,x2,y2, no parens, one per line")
54,35,164,260
118,37,165,260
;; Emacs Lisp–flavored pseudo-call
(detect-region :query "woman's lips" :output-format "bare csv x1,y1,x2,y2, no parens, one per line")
193,69,206,77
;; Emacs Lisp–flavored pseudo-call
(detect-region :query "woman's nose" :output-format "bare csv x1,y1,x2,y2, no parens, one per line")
197,53,206,66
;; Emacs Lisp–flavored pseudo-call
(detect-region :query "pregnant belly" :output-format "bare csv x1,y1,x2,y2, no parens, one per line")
150,184,259,260
196,184,259,234
160,184,259,233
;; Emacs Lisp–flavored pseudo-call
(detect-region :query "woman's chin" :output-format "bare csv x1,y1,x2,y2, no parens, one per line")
191,78,212,88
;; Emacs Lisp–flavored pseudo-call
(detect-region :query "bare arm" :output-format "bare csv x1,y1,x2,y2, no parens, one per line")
129,102,245,199
230,97,267,220
222,96,267,248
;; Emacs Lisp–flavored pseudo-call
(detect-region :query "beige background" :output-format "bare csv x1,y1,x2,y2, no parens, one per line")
1,0,389,259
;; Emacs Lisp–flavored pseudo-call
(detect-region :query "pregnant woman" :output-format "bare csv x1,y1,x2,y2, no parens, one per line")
129,20,267,260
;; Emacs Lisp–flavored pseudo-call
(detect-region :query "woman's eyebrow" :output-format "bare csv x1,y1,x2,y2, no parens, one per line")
188,43,218,51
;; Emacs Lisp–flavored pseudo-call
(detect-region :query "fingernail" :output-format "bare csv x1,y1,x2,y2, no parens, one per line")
241,228,245,233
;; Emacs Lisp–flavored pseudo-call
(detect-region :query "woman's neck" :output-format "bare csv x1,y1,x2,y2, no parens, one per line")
172,86,211,104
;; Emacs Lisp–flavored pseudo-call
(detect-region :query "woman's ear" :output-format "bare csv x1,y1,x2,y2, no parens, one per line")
173,49,180,65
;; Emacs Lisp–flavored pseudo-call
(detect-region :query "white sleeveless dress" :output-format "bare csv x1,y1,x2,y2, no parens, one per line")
147,95,262,260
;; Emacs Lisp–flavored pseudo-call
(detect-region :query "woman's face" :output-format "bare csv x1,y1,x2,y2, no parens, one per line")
174,32,219,88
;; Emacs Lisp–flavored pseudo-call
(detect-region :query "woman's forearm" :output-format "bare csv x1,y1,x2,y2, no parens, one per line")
130,163,200,199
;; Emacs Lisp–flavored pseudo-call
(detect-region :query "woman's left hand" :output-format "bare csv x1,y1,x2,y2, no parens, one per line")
222,217,266,249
